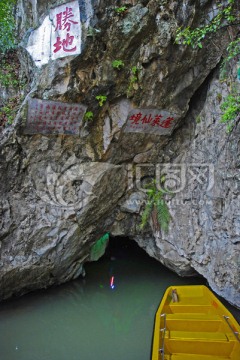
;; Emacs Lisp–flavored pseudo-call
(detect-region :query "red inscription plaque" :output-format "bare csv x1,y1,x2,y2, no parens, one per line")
124,109,178,135
24,98,87,135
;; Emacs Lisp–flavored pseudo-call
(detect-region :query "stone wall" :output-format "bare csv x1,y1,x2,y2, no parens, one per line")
0,0,239,306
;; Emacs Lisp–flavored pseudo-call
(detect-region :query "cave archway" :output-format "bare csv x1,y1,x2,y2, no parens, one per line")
102,235,146,261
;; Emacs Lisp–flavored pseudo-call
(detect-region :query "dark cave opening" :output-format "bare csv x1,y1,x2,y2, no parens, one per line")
102,235,146,261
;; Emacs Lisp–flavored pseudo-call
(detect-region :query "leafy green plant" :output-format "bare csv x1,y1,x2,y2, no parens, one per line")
140,180,171,233
225,39,240,63
96,95,107,107
115,6,127,14
174,0,239,133
196,115,201,124
0,51,25,130
127,66,140,97
220,39,240,79
83,111,94,121
220,90,240,133
0,105,14,124
131,66,139,75
112,59,125,70
0,59,19,88
0,0,17,55
175,0,237,49
0,95,22,128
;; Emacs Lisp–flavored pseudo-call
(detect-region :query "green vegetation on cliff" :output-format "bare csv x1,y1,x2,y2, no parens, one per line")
0,0,17,55
0,1,25,131
175,0,240,132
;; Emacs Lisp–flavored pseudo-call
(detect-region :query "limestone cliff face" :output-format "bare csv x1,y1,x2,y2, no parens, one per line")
0,0,239,306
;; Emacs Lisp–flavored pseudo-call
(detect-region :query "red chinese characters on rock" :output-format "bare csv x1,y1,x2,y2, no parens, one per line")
54,33,76,53
129,112,174,128
25,99,87,135
55,7,78,31
53,6,79,54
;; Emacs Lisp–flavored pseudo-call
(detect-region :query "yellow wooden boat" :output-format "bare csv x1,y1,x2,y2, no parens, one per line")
152,285,240,360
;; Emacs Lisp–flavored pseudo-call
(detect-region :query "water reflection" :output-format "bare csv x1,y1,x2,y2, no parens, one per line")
0,237,238,360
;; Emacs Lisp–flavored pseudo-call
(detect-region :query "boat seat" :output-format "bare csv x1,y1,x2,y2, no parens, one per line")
165,313,223,332
170,354,231,360
169,304,212,313
169,330,228,341
166,313,221,320
170,296,209,305
164,334,235,357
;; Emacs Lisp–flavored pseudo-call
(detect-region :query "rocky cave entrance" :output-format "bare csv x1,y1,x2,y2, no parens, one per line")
102,235,146,262
85,234,155,289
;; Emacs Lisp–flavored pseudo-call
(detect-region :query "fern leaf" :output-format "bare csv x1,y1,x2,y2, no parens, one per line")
140,200,153,229
156,199,171,233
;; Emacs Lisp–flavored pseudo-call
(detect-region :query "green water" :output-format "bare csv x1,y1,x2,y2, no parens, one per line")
0,237,239,360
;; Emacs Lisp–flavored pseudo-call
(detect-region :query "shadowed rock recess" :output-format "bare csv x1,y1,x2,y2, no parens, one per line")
0,0,239,307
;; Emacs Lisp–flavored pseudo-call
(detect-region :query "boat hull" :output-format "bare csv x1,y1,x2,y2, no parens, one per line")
151,285,240,360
